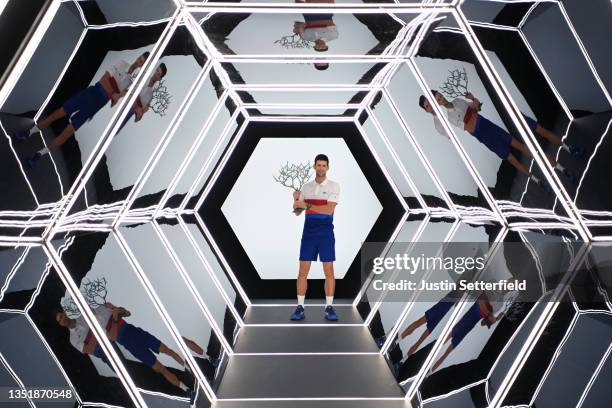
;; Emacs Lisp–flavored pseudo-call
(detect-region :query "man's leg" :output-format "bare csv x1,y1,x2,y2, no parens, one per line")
35,107,68,130
152,360,182,387
322,262,335,302
297,260,311,304
182,337,204,355
407,328,431,357
159,342,185,366
431,342,454,372
400,316,427,339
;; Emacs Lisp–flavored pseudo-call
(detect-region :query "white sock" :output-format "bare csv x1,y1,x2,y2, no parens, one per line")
531,175,540,184
29,126,41,136
326,296,334,307
179,382,189,392
561,143,570,153
37,147,49,156
555,163,565,172
297,295,305,306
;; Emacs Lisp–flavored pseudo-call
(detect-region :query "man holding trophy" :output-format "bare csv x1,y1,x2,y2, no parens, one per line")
290,154,340,321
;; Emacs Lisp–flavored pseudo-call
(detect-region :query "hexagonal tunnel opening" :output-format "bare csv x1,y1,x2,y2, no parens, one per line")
198,121,406,299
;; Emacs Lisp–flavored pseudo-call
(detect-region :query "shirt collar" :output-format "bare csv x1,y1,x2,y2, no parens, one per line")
315,178,328,187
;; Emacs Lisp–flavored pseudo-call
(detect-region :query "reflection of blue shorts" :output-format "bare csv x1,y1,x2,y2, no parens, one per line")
63,82,109,130
451,301,481,348
299,228,335,262
472,114,538,160
424,296,455,333
304,13,333,22
116,323,162,368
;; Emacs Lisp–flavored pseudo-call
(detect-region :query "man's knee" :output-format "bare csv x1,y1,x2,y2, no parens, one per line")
152,361,162,372
322,262,334,275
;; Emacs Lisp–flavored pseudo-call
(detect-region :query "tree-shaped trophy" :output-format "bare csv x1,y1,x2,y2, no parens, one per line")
273,161,313,215
439,66,482,111
61,277,109,318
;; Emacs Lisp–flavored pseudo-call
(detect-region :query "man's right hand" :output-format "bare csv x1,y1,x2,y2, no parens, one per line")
294,200,307,209
293,191,301,200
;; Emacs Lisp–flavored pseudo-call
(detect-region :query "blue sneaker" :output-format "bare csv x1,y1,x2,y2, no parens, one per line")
324,305,338,321
290,305,305,321
12,130,29,142
26,152,41,169
569,145,586,159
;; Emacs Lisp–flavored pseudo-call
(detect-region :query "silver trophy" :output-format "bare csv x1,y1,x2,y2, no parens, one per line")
273,161,313,215
439,66,483,111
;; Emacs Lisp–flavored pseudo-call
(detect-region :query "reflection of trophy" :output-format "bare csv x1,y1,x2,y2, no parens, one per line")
273,161,313,215
61,277,109,318
439,67,482,111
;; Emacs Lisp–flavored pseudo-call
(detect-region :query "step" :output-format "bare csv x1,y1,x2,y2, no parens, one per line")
244,305,363,325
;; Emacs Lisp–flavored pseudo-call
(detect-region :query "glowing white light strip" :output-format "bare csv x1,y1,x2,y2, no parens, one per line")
114,230,216,402
0,122,40,206
527,308,579,406
555,2,612,107
24,313,82,405
248,116,355,122
576,343,612,408
517,30,572,119
0,352,35,407
0,0,61,108
177,217,244,326
468,20,518,32
42,11,181,241
233,352,380,356
242,103,362,109
421,379,487,405
242,323,366,328
194,212,252,308
111,63,213,227
407,58,506,225
379,219,461,356
178,109,241,213
0,247,29,303
405,227,508,400
0,0,9,16
216,397,406,402
488,243,589,407
518,2,539,28
152,220,235,354
574,119,612,206
233,84,377,91
185,4,455,13
383,88,459,213
452,7,590,241
361,215,430,323
43,243,147,408
69,0,87,27
178,107,240,214
366,107,428,209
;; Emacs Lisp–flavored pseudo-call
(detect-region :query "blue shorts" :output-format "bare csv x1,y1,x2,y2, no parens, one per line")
424,296,455,333
116,323,161,368
299,229,335,262
63,81,109,130
451,301,482,348
472,114,538,160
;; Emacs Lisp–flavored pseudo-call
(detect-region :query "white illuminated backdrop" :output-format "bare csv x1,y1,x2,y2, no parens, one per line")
221,138,383,280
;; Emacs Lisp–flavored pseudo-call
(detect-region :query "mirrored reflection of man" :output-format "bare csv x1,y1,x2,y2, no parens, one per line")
13,53,150,168
430,292,504,372
118,64,168,131
55,302,204,399
419,90,586,193
293,0,338,71
291,154,340,321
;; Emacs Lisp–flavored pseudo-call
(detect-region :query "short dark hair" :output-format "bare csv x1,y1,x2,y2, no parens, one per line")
314,63,329,71
159,63,167,78
52,307,65,321
314,154,329,165
418,90,439,110
142,51,151,59
418,95,427,109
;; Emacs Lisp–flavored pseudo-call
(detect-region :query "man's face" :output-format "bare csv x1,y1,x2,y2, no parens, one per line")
152,67,164,82
136,54,148,67
423,99,433,113
434,91,446,106
314,39,327,51
56,312,70,327
314,160,328,177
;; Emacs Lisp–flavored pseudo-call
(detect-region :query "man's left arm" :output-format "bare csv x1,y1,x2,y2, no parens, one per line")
308,202,337,214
